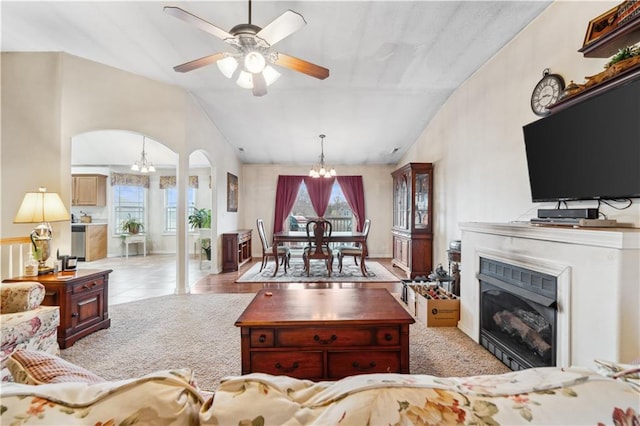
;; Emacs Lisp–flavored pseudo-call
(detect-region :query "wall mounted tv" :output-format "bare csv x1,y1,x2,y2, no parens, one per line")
523,77,640,202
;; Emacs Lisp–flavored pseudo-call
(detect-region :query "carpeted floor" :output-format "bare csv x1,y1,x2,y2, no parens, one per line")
237,258,398,282
60,292,509,391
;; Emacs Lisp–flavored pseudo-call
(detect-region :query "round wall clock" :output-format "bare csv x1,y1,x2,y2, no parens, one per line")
531,69,565,116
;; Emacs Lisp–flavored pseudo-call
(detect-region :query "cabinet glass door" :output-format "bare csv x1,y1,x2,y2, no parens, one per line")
393,178,409,229
414,173,429,229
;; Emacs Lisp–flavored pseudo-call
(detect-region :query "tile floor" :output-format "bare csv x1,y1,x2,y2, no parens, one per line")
77,253,212,305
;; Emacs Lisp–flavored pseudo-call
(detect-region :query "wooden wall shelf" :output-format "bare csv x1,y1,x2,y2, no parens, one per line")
579,14,640,58
548,62,640,113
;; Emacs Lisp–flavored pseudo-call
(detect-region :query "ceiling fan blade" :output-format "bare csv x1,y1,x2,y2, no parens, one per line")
252,72,267,97
164,6,234,41
173,52,227,73
274,53,329,80
256,10,306,46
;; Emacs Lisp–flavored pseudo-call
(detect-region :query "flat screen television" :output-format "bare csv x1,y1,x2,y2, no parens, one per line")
523,77,640,202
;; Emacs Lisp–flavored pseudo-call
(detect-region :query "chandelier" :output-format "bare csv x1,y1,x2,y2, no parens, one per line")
309,134,336,178
131,136,156,173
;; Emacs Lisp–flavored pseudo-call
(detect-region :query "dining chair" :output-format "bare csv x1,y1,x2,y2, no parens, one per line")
302,219,333,276
337,218,371,273
256,219,290,273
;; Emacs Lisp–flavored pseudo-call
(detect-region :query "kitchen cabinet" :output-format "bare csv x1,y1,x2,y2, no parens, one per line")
72,174,107,206
391,163,434,279
3,269,112,349
71,224,107,262
86,224,108,261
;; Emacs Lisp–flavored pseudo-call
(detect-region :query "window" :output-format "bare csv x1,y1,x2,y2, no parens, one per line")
113,185,146,235
164,187,196,232
289,181,353,232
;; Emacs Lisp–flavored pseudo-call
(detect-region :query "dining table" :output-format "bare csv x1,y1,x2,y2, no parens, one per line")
271,231,368,277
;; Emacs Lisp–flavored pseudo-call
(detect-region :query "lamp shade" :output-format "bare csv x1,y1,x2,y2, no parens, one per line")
14,188,70,224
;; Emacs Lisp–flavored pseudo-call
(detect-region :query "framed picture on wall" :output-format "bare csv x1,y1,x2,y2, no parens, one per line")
227,173,238,212
582,5,619,47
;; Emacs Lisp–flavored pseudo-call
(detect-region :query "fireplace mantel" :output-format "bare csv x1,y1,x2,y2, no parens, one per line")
459,222,640,368
460,222,640,249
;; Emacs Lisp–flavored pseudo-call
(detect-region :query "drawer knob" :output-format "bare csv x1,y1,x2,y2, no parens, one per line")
313,334,337,345
71,313,79,318
274,362,299,373
352,361,376,371
385,333,393,341
259,334,267,343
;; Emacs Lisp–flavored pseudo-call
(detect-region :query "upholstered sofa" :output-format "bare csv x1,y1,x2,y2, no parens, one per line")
0,349,638,425
0,282,60,382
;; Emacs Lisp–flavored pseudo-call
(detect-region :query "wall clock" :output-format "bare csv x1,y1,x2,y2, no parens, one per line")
531,69,565,116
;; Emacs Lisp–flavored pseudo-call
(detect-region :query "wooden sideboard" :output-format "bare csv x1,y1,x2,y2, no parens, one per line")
222,230,252,272
3,269,112,348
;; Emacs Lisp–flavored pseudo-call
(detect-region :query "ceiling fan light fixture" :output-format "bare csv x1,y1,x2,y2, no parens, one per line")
244,51,266,73
217,56,238,78
262,65,281,85
236,70,254,89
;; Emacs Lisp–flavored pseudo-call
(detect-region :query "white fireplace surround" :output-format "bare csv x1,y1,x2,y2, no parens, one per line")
459,222,640,368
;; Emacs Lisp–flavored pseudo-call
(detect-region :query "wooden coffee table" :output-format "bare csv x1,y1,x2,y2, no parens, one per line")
235,288,415,380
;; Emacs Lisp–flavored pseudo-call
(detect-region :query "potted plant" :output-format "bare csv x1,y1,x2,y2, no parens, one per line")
189,207,212,261
121,215,144,234
188,208,211,229
201,237,212,260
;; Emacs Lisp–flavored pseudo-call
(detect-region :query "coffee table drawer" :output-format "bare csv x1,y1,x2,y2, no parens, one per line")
250,329,274,347
375,327,400,345
251,351,323,379
277,327,374,347
327,350,401,379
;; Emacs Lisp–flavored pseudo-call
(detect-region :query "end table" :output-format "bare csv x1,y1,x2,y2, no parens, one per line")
3,269,112,348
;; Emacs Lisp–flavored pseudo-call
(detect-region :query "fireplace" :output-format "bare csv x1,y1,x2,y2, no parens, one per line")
478,257,557,371
460,223,638,368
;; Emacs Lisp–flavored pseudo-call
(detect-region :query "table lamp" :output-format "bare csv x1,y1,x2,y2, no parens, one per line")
13,187,70,274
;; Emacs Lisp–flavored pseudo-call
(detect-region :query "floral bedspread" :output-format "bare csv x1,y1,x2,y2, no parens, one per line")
202,367,639,425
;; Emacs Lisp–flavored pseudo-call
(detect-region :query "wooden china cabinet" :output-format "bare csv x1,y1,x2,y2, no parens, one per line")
391,163,433,279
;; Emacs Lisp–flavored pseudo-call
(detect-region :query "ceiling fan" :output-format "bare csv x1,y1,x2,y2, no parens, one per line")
164,1,330,97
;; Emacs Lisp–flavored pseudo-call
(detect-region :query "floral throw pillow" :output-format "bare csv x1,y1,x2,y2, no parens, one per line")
7,349,106,385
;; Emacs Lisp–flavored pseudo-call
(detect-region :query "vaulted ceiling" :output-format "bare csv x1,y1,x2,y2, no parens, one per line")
1,1,550,167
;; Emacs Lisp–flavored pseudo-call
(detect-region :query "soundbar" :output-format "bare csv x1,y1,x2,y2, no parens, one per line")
537,208,598,219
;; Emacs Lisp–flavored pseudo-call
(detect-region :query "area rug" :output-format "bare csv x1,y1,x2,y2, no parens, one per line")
60,292,509,391
236,258,398,283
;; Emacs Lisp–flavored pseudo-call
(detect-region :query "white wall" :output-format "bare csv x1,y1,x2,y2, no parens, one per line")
240,164,395,259
1,52,240,283
399,1,639,269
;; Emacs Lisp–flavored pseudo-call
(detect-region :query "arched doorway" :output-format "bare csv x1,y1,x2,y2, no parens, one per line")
72,130,209,302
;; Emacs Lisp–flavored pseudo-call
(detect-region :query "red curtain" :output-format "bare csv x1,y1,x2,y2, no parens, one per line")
273,176,304,233
337,176,366,231
303,176,335,218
